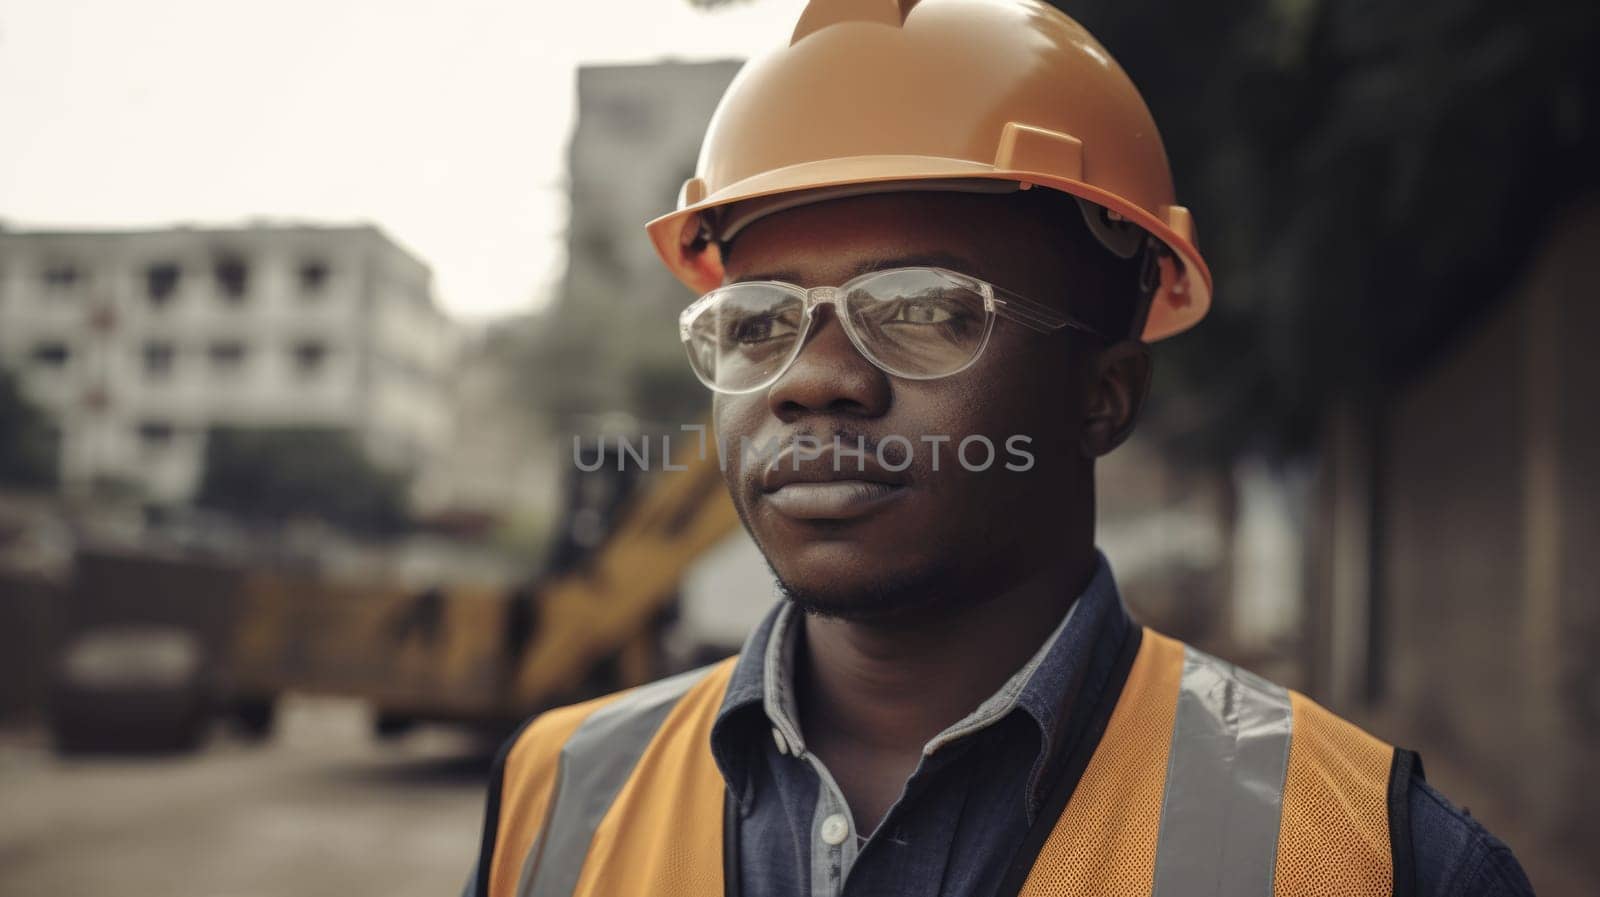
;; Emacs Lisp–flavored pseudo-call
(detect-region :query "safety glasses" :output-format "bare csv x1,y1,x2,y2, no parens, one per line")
679,266,1106,394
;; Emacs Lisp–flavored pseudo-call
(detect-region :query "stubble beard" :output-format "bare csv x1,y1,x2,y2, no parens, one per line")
762,542,991,624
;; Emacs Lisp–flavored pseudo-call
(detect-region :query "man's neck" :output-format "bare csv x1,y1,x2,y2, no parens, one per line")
793,543,1098,759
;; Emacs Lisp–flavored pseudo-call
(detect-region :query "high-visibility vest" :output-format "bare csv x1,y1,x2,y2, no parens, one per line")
472,628,1417,897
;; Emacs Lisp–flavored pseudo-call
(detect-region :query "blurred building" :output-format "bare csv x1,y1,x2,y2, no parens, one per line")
415,60,744,538
549,60,744,420
564,59,742,312
0,223,457,505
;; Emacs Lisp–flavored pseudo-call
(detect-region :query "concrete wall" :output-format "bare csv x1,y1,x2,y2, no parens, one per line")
1317,199,1600,892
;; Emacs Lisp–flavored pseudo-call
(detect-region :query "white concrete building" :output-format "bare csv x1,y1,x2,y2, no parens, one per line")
0,223,457,505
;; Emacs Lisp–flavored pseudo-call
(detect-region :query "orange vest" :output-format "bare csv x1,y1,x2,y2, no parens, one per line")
473,628,1407,897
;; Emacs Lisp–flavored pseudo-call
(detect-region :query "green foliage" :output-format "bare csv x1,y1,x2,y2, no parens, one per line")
196,427,409,535
0,368,57,488
1054,0,1600,461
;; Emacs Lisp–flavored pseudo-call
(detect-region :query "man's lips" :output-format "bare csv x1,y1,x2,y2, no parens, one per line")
760,443,912,492
762,481,906,520
759,443,912,521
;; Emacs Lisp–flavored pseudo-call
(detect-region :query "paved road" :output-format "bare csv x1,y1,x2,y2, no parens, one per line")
0,696,494,897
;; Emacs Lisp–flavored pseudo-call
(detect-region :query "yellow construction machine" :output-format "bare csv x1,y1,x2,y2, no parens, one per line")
51,432,741,752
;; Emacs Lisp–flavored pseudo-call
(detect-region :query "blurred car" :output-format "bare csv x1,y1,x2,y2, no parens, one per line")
52,624,211,753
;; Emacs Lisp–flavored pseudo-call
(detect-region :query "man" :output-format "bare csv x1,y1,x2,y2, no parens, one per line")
468,1,1535,895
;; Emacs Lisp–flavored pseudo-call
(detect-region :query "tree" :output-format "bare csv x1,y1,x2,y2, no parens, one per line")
1061,0,1600,463
0,368,57,488
196,427,409,535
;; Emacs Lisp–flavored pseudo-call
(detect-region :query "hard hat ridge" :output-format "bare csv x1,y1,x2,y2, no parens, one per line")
792,0,923,44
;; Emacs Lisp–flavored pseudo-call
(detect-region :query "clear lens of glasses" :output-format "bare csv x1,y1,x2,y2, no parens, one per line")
682,268,994,393
683,284,807,393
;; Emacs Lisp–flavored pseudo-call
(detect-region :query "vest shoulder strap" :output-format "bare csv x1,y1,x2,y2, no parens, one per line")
1018,626,1186,896
488,657,736,897
484,690,635,897
1153,640,1297,897
1272,690,1395,896
1019,628,1397,897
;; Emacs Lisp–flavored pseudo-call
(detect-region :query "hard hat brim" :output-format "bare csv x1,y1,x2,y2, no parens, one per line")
645,153,1212,342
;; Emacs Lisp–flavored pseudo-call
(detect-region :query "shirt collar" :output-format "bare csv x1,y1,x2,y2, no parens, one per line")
709,549,1132,814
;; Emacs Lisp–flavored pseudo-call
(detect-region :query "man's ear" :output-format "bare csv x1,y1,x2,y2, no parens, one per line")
1080,340,1152,458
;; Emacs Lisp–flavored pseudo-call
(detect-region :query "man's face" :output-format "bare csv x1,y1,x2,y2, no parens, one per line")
713,191,1139,622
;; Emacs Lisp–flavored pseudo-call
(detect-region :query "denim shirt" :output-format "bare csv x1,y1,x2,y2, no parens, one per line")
705,553,1537,897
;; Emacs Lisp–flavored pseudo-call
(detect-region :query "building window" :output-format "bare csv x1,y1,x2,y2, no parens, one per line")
299,260,330,295
143,342,176,379
214,255,249,303
146,263,181,306
291,340,329,377
83,386,111,412
31,342,70,367
208,340,248,374
138,421,175,452
41,264,81,291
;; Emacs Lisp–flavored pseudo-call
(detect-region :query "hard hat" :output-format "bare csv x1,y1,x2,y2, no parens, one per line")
644,0,1212,341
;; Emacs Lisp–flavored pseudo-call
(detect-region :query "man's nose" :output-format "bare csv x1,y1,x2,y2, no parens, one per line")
766,305,891,421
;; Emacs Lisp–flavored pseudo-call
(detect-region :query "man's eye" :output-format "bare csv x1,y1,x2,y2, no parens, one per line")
728,313,795,344
888,299,956,325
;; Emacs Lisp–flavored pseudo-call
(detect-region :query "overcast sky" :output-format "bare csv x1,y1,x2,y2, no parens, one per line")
0,0,808,321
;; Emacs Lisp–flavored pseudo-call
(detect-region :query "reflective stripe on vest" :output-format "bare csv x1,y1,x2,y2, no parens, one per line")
1151,646,1293,897
519,666,716,897
489,629,1394,897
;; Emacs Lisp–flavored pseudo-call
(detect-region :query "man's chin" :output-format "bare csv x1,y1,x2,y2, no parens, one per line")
772,564,966,624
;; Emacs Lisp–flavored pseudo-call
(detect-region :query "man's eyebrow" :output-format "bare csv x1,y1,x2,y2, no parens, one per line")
730,251,985,285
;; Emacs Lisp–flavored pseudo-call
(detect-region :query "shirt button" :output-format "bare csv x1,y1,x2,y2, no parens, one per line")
820,813,850,846
771,726,790,755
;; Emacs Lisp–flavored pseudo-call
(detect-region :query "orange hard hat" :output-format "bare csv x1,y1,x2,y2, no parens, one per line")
644,0,1212,341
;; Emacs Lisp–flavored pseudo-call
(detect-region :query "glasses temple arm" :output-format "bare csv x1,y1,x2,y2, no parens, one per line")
988,286,1109,339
